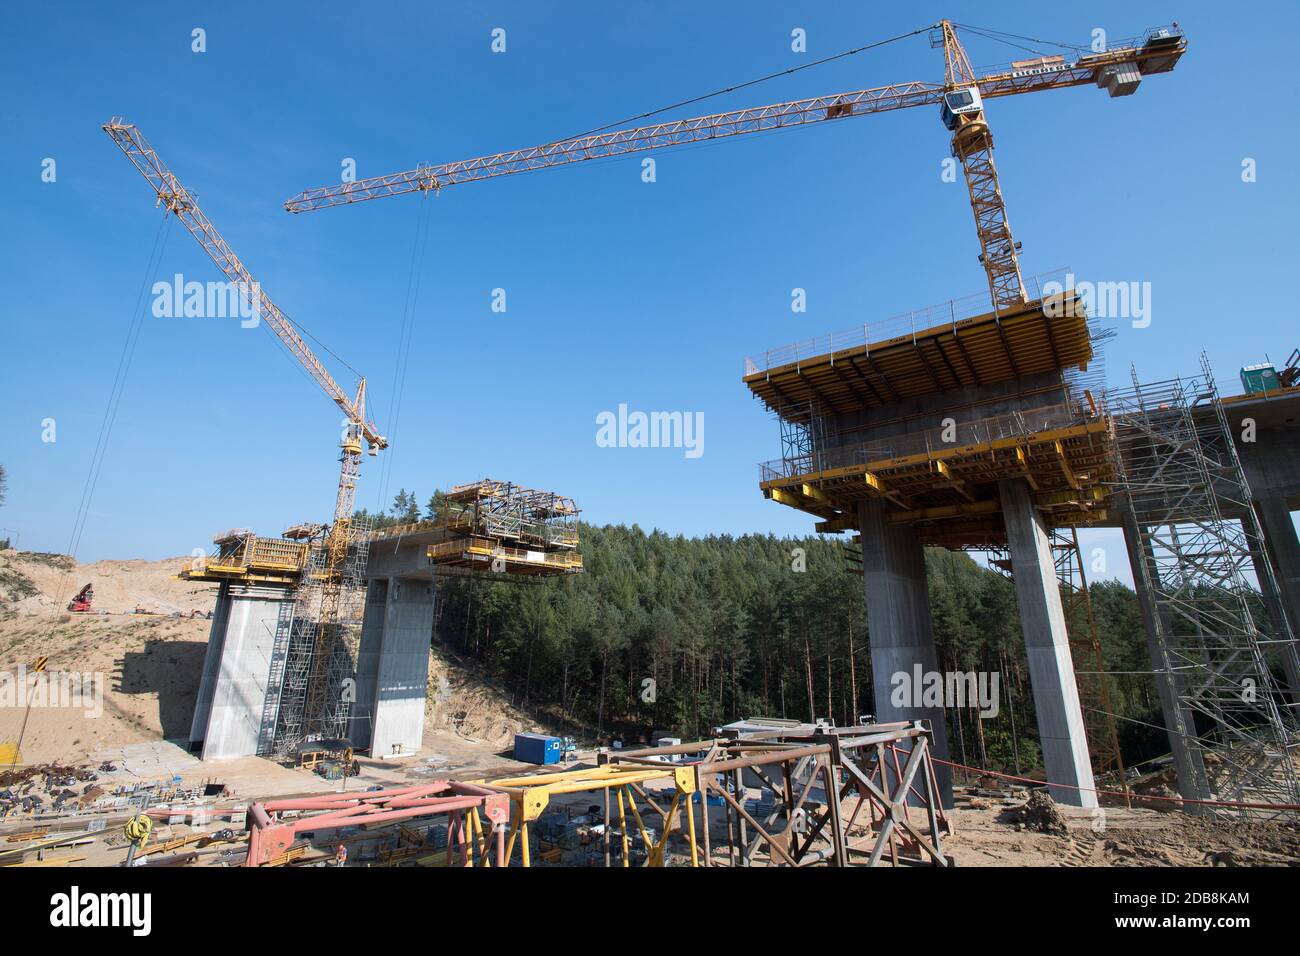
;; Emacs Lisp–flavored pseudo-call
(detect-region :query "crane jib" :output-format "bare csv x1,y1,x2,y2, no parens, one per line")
282,31,1184,214
102,120,385,451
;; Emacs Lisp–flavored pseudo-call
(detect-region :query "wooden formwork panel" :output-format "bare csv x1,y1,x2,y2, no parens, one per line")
744,295,1092,421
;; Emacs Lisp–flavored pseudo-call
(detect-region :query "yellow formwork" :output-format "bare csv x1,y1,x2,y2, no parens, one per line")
176,534,309,584
428,537,584,575
744,292,1093,419
762,421,1114,548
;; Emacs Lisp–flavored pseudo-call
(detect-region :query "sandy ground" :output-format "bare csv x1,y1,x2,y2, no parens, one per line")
1,548,1297,868
943,800,1299,867
0,549,554,766
1,549,216,616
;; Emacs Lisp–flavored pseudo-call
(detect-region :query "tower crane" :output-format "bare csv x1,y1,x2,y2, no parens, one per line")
103,119,387,740
283,20,1186,316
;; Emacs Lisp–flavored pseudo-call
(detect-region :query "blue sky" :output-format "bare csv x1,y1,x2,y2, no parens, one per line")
2,1,1297,583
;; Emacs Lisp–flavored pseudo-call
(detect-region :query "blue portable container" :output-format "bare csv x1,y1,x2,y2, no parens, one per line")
514,732,562,765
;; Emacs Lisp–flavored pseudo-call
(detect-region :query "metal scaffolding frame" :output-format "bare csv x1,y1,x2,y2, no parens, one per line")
441,479,579,552
1107,355,1300,812
605,720,951,867
266,514,375,757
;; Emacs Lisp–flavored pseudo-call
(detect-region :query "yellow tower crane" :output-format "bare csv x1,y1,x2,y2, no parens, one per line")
103,119,387,739
277,17,1187,786
283,20,1186,317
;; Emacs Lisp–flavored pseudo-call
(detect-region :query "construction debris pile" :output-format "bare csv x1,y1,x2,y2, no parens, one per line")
0,763,100,817
1008,790,1070,836
0,761,234,824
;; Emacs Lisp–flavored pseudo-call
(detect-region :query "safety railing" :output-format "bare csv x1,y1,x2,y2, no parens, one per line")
744,269,1069,376
758,401,1088,482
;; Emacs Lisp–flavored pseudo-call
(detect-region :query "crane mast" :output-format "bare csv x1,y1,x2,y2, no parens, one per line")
937,19,1025,313
283,22,1185,315
104,120,387,742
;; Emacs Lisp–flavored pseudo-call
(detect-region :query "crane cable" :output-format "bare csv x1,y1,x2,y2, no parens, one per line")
376,189,434,513
65,208,172,576
952,22,1093,57
7,208,173,771
552,24,934,144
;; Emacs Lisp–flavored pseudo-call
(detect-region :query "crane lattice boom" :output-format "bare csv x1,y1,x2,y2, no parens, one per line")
103,120,386,454
283,27,1185,214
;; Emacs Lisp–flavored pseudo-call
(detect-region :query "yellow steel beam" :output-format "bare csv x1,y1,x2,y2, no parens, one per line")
769,487,835,519
482,763,693,823
759,421,1110,492
888,499,1001,524
932,459,974,502
1053,440,1080,490
863,471,908,509
815,515,858,533
1035,486,1106,507
801,483,830,504
1014,446,1040,491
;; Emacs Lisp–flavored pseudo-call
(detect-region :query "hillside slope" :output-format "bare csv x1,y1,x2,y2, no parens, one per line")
0,549,541,764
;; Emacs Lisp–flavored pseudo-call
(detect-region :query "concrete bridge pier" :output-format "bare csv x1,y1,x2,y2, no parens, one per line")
857,499,954,808
189,580,295,761
998,478,1097,808
351,574,435,758
1253,497,1300,701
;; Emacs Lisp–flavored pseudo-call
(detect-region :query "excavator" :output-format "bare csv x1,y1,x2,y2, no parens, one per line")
66,584,93,613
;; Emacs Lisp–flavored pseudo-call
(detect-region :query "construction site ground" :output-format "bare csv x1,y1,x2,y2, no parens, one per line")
2,549,1296,867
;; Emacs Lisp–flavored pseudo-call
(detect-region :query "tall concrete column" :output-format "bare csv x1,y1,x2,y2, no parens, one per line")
1120,511,1213,811
364,576,434,758
1254,498,1300,699
197,582,294,761
189,580,232,749
350,578,391,749
858,499,953,808
998,478,1096,808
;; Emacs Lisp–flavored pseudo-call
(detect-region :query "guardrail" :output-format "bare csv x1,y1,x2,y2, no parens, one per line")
744,269,1069,376
759,401,1088,482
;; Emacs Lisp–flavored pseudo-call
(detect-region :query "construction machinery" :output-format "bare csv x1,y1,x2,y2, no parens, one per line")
1282,350,1300,389
103,120,387,744
66,584,93,613
283,20,1186,317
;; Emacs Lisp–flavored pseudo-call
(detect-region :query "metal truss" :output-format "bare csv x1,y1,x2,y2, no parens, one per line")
441,479,580,552
606,720,951,867
245,782,511,867
267,513,375,757
1108,357,1299,812
284,27,1185,213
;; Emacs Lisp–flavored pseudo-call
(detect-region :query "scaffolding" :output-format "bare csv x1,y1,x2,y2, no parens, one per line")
748,277,1116,546
440,479,579,551
1107,355,1300,812
266,514,375,757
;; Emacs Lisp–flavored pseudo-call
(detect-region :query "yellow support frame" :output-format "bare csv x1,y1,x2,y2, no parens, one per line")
478,764,698,867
